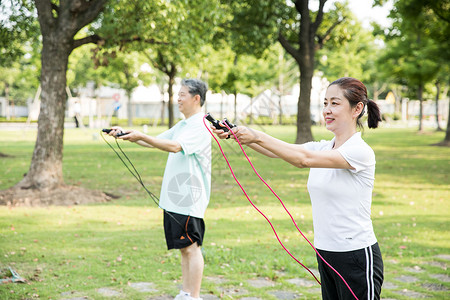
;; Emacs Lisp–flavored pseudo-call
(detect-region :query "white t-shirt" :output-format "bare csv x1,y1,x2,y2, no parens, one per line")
302,132,377,251
157,112,211,218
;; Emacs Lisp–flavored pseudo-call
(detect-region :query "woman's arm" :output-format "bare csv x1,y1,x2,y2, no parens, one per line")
232,126,352,169
246,143,279,158
211,126,279,158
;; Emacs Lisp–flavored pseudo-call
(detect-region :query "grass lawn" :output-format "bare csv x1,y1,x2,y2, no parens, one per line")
0,125,449,299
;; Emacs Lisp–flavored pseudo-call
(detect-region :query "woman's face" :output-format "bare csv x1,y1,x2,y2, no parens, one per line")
323,85,357,134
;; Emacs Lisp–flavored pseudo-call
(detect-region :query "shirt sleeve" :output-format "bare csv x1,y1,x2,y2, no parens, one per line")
301,140,330,151
156,123,178,140
176,120,210,155
337,143,375,173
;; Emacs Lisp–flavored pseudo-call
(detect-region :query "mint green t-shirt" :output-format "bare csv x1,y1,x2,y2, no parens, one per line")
157,112,211,218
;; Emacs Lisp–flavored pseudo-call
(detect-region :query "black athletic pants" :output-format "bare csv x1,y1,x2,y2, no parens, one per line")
316,243,384,300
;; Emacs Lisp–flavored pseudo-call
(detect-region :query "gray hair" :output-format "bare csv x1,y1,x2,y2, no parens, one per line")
181,78,208,106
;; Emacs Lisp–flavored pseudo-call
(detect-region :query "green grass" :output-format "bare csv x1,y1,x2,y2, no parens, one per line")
0,126,449,299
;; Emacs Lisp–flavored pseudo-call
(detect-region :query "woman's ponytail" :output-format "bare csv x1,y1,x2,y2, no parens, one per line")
367,99,382,129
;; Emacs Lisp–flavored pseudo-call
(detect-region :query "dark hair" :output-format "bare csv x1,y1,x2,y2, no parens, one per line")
329,77,381,129
181,78,208,107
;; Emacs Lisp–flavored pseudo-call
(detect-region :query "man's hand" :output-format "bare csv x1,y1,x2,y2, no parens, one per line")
107,126,126,137
117,130,142,143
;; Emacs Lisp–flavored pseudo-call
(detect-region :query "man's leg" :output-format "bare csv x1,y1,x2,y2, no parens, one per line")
180,242,204,298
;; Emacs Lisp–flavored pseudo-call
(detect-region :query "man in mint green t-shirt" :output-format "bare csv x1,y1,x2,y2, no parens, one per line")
108,79,211,300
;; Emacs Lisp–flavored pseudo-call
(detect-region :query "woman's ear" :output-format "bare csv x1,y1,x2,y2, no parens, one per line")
354,101,364,118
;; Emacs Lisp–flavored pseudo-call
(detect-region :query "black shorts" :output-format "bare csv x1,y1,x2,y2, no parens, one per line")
163,210,205,250
316,243,384,300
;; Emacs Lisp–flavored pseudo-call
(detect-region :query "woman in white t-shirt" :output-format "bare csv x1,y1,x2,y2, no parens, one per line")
212,77,384,300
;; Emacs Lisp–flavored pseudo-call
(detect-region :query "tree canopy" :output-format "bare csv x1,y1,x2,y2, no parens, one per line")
1,0,449,206
378,0,448,131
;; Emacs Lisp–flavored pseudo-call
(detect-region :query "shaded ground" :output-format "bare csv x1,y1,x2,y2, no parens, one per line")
50,254,449,300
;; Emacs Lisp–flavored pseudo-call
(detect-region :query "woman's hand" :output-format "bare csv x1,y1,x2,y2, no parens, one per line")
210,123,231,140
210,122,261,145
232,126,261,145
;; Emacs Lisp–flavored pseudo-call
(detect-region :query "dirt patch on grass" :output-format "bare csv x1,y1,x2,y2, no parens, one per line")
0,185,114,206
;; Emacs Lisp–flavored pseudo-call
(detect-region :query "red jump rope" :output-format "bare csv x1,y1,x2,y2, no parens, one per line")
203,114,358,300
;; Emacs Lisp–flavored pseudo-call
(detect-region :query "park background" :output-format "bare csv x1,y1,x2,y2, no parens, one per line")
1,0,449,299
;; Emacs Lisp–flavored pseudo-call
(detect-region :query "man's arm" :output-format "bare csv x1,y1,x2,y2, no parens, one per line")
135,140,154,148
106,126,182,153
119,130,182,153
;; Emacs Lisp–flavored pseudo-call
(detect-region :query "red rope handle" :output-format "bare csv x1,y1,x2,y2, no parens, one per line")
203,115,359,300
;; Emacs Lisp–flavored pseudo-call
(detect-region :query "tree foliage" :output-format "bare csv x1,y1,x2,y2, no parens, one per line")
0,1,40,109
90,0,225,127
379,0,448,131
219,0,352,143
217,0,281,57
317,11,376,82
0,1,39,66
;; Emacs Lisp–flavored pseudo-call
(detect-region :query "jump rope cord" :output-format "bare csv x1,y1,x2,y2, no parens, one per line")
100,132,186,230
101,132,156,201
203,116,359,300
202,117,320,284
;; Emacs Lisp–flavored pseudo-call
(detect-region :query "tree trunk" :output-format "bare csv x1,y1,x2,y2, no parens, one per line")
127,88,133,127
122,64,132,127
167,72,175,128
393,87,402,117
17,31,70,190
0,0,110,206
418,83,424,132
444,100,450,143
5,83,10,120
160,95,165,126
295,8,315,144
279,97,283,125
441,79,450,145
278,0,330,144
435,93,450,146
435,80,442,131
249,97,253,125
296,65,314,143
278,50,284,125
373,82,379,101
233,91,238,123
220,91,225,119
